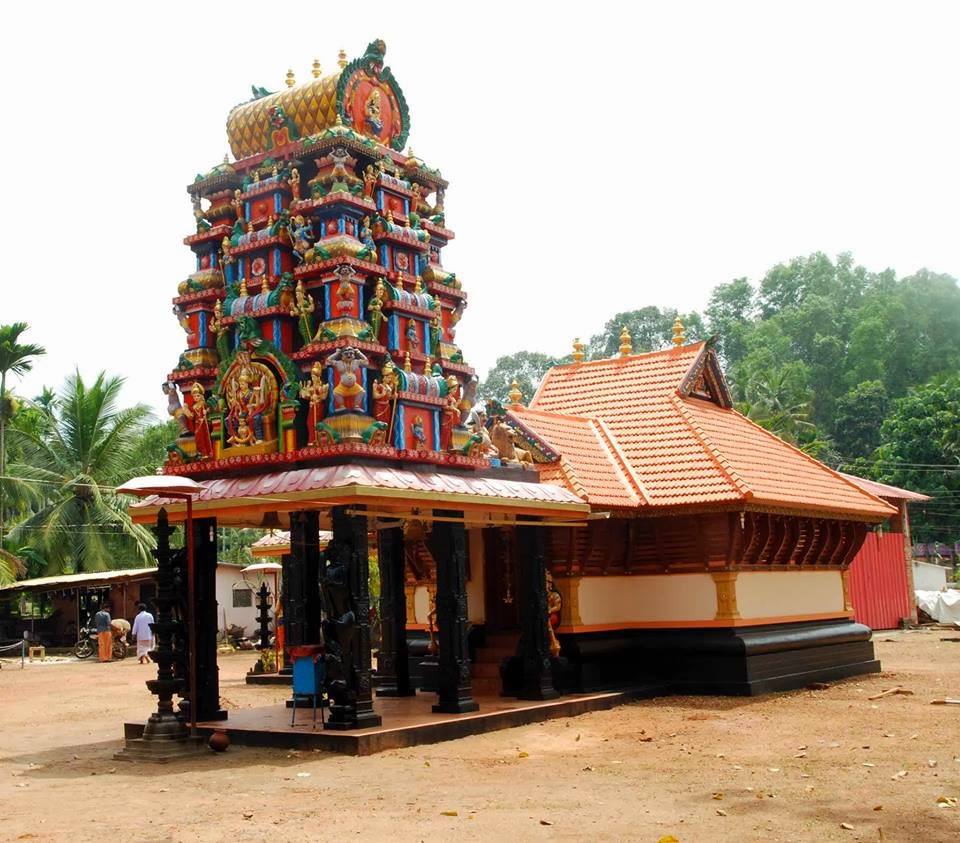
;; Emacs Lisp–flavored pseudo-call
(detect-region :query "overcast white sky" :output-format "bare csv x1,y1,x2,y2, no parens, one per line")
4,1,959,418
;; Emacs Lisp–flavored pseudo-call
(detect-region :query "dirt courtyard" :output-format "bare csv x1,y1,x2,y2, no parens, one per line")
1,631,957,842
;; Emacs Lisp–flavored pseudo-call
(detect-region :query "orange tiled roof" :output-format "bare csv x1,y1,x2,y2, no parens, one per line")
521,342,895,520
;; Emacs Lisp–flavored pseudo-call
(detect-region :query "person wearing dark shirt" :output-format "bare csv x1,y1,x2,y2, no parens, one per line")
94,605,112,662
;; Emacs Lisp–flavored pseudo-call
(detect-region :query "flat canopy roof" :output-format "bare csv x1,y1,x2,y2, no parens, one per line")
0,567,158,594
130,464,590,527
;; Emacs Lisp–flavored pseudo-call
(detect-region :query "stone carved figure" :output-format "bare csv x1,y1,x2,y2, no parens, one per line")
163,380,190,436
546,570,562,658
300,361,329,446
320,538,356,712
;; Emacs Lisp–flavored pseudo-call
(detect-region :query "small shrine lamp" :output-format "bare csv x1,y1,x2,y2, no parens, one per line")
241,560,281,668
116,475,205,737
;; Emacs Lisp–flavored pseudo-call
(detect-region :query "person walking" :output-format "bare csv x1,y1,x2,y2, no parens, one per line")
94,603,112,663
131,603,155,664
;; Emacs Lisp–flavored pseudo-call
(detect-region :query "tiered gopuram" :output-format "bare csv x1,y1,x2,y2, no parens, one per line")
166,40,482,474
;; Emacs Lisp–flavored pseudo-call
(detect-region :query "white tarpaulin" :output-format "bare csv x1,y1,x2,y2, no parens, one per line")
916,589,960,625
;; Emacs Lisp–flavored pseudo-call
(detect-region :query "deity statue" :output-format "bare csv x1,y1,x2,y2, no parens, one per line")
367,278,385,339
546,570,562,658
182,382,213,459
359,215,377,254
440,376,460,452
406,318,419,349
333,265,356,314
371,358,397,429
324,346,370,412
162,380,190,436
300,361,329,446
232,189,243,221
362,164,377,199
411,414,427,448
289,167,301,201
429,309,442,353
290,215,315,264
289,279,315,345
226,365,268,445
466,406,498,458
364,88,383,135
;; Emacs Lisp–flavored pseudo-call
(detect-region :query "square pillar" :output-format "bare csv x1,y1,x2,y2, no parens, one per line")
193,517,226,720
429,510,479,713
513,524,558,700
377,525,414,696
286,510,322,649
323,506,382,729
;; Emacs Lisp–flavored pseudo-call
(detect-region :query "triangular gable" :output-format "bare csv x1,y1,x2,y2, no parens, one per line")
677,342,732,408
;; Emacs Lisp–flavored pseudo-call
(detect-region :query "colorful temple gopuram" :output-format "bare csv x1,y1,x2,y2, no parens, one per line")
126,40,897,754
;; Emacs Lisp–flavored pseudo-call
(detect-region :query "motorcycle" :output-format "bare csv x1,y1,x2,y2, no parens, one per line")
73,625,128,660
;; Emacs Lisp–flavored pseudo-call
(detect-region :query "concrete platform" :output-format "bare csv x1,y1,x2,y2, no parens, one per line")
124,686,664,756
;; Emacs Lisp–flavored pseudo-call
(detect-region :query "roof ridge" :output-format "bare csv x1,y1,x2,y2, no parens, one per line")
512,405,598,424
670,394,753,501
544,340,707,373
557,456,588,501
723,406,897,516
589,417,649,507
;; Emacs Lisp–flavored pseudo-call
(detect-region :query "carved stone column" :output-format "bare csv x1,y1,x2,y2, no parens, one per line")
324,506,382,729
377,525,414,697
514,524,558,700
256,582,272,651
429,510,478,713
287,510,322,648
192,517,226,721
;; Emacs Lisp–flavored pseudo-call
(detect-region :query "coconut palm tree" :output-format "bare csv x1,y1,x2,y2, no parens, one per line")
0,322,45,549
8,371,157,574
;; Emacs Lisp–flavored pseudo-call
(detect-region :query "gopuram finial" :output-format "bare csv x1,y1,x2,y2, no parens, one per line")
572,337,585,364
338,49,348,69
285,69,296,88
223,153,230,165
672,316,686,347
312,59,322,79
404,351,413,373
619,326,633,357
508,379,524,408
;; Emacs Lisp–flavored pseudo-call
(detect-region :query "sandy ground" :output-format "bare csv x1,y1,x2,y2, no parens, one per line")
0,631,958,843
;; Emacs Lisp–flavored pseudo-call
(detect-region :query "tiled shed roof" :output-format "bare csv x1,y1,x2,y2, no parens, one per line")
520,342,895,520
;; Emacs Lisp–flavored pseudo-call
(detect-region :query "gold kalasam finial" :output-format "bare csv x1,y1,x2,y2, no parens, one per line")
239,277,248,297
508,379,524,407
285,69,296,88
572,337,585,363
619,325,633,357
404,351,413,373
223,153,230,165
338,49,348,69
312,58,322,79
672,316,686,347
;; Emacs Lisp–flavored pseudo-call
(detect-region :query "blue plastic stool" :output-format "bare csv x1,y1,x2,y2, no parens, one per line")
290,648,326,728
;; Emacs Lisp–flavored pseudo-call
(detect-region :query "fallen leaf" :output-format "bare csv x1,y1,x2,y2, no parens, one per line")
883,733,895,738
712,793,724,800
582,765,595,772
424,761,430,767
936,796,957,808
539,819,553,826
243,812,254,820
797,745,808,750
296,772,311,778
575,734,581,742
639,736,654,742
928,760,938,768
518,751,530,759
873,805,883,811
441,810,458,817
768,767,781,773
863,763,876,768
891,770,908,781
794,752,807,758
716,809,727,817
840,822,854,830
658,837,680,843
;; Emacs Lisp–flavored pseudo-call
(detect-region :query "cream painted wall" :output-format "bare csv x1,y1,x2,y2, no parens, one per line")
736,570,844,618
215,563,261,632
576,574,717,625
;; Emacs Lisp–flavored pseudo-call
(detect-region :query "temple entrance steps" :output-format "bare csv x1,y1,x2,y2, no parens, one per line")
471,632,519,695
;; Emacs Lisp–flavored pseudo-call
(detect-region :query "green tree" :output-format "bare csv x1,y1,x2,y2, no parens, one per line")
871,374,960,543
705,277,754,366
0,323,45,550
480,351,565,404
7,371,157,574
587,307,704,359
832,380,888,461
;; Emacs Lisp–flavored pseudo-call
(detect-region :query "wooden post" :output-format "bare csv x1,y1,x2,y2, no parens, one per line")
514,524,558,700
429,510,478,713
377,525,414,696
900,500,919,624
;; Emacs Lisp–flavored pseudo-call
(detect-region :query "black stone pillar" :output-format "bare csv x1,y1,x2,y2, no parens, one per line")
324,506,382,729
429,511,478,713
192,517,226,720
141,509,188,742
514,524,558,700
376,526,414,697
287,510,322,648
279,552,292,675
256,582,272,651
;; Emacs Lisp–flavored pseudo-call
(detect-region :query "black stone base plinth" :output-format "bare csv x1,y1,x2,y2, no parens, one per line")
115,733,207,763
562,619,880,696
432,698,479,714
324,710,383,730
376,685,417,697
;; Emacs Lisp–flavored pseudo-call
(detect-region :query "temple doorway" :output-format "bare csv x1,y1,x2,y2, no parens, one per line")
482,527,520,633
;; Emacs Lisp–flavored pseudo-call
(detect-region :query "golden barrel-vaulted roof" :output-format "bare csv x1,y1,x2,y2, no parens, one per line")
225,39,410,160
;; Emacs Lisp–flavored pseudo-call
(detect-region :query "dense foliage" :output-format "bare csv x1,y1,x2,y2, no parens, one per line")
481,253,960,541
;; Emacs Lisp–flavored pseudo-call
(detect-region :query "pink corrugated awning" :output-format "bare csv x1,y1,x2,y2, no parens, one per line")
129,464,589,526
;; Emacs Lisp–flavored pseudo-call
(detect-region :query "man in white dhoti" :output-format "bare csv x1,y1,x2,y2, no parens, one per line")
131,603,155,664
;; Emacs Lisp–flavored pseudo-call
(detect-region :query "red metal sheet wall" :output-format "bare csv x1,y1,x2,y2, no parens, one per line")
848,532,911,630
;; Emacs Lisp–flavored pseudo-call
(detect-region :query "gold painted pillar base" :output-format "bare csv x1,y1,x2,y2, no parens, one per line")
552,575,583,627
712,571,741,620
